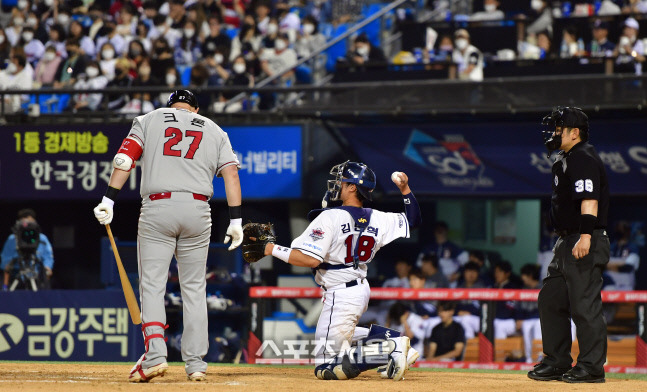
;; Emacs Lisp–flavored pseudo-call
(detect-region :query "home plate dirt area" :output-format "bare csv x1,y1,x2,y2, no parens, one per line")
0,363,646,392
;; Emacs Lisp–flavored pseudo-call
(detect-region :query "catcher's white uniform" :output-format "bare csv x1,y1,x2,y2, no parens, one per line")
290,207,409,364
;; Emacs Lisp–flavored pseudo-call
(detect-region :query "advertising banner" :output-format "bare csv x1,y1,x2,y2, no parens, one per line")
0,290,143,361
339,120,647,196
0,124,302,200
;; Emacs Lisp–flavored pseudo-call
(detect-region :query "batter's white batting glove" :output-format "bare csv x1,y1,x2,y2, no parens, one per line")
93,196,115,225
224,218,243,250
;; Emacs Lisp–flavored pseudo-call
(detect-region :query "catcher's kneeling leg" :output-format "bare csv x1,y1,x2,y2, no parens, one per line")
314,340,395,380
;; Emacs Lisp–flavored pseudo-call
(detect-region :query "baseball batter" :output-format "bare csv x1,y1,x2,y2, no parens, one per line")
93,90,243,382
262,162,422,381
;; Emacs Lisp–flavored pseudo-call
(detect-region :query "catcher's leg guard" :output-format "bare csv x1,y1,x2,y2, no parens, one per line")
365,324,401,343
315,354,361,380
315,339,395,380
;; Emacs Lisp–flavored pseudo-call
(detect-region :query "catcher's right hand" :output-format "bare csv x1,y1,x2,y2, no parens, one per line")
242,222,276,263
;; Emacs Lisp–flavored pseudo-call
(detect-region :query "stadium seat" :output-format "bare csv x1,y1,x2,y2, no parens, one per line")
178,66,192,86
294,65,312,84
28,93,71,114
494,337,524,362
324,23,349,73
318,22,334,39
225,28,239,40
464,337,480,362
572,338,636,366
359,3,385,47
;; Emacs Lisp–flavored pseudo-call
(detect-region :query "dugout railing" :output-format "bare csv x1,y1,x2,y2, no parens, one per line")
248,287,647,374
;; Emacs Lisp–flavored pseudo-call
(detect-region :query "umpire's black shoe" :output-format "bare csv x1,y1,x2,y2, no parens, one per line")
527,363,572,381
561,367,605,383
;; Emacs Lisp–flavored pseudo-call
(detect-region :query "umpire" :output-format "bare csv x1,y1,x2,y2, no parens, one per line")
528,107,610,383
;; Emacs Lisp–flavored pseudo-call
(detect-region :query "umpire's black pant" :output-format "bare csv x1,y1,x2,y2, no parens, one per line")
538,229,609,375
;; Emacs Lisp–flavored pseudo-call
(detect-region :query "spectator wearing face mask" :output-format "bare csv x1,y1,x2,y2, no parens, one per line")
260,33,297,84
435,35,454,61
16,0,30,14
150,13,182,45
126,39,147,68
294,15,326,59
230,14,263,62
34,46,62,88
347,33,386,67
615,17,645,74
262,17,280,50
69,20,96,59
133,22,153,54
45,24,67,59
0,51,34,113
87,5,106,41
121,58,157,113
150,37,176,85
222,55,253,100
470,0,504,21
241,42,262,78
53,38,88,89
205,50,229,86
175,20,202,67
202,14,231,59
6,10,26,47
622,0,647,13
213,55,255,113
275,0,301,43
96,21,127,56
19,26,44,67
259,33,297,109
54,10,72,34
97,42,117,81
25,12,47,44
452,29,483,81
303,0,333,24
141,0,159,28
70,60,109,111
115,3,138,38
158,66,180,105
106,57,134,110
168,0,188,30
526,0,553,38
255,1,271,34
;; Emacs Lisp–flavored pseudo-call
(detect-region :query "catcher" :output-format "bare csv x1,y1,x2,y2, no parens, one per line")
242,161,422,381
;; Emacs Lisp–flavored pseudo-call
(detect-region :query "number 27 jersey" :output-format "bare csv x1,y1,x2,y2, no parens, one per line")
291,208,410,288
128,107,239,197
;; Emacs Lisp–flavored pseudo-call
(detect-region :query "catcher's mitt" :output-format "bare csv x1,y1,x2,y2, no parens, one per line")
242,222,277,263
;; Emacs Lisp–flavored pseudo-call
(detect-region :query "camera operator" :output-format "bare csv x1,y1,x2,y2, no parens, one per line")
1,209,54,291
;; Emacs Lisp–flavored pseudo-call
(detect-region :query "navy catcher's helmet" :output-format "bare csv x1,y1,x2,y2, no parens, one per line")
167,89,199,109
327,160,376,201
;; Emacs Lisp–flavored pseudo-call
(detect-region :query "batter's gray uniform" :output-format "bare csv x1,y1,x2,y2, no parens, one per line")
128,107,239,374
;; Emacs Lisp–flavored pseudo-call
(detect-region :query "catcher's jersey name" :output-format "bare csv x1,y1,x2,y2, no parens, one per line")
292,209,409,288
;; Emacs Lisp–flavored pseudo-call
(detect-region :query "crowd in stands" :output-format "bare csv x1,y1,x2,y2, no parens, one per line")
0,0,341,113
391,0,647,81
1,0,647,113
360,219,643,363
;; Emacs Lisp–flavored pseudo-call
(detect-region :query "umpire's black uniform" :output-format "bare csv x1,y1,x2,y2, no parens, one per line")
530,107,610,383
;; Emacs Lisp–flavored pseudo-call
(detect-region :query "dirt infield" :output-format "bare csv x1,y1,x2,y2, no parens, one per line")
0,363,646,392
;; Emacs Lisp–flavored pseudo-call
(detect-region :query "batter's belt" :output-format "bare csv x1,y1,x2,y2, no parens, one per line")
148,192,209,202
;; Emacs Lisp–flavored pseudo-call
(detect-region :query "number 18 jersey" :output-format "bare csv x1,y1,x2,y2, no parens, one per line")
128,108,240,197
291,208,410,288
